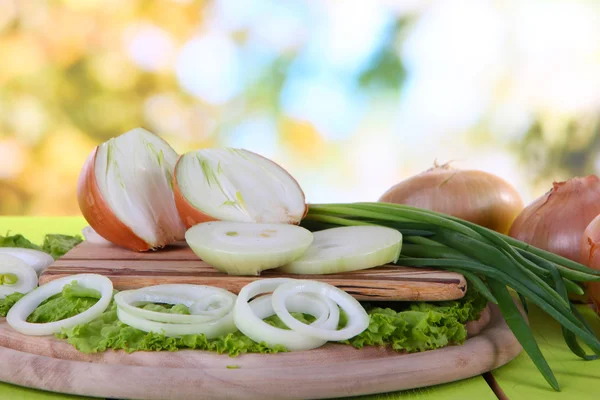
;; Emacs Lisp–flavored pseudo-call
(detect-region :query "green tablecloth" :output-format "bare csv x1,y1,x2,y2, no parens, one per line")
1,216,599,400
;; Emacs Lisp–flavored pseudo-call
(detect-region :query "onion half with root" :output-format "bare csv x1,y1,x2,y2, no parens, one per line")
77,128,186,251
174,148,307,228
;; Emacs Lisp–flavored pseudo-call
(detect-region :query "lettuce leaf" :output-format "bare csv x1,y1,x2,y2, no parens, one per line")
1,275,487,357
0,292,25,317
0,234,42,251
0,232,82,260
42,234,83,259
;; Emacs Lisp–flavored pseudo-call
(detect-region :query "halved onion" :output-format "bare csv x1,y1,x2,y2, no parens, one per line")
0,248,54,276
6,274,113,336
0,254,38,299
233,278,340,351
271,280,370,341
277,226,402,274
173,148,307,228
77,128,186,251
114,284,236,324
185,221,313,275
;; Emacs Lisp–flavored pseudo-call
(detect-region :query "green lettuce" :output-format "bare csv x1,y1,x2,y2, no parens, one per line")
0,232,82,260
1,276,487,357
42,234,83,259
0,292,25,317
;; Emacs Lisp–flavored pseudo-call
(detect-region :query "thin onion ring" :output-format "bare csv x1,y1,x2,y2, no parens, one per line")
271,280,369,341
0,254,38,299
6,274,113,336
116,306,237,338
114,284,236,324
233,278,339,351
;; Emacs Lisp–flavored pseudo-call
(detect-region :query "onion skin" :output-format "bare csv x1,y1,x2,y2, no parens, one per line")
77,148,152,252
173,151,309,229
509,176,600,264
379,164,523,234
580,215,600,311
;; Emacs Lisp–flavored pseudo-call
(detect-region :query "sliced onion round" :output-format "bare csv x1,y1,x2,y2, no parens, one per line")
116,306,237,338
278,226,402,274
6,274,113,336
114,284,236,324
0,248,54,276
173,148,307,228
233,278,339,351
271,280,369,341
0,254,38,299
185,221,313,275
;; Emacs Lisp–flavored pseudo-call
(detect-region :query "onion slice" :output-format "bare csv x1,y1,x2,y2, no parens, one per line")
186,221,313,275
114,284,236,324
173,148,307,228
116,306,237,338
6,274,113,336
278,226,402,274
233,278,339,351
0,254,38,299
0,248,54,276
271,280,370,341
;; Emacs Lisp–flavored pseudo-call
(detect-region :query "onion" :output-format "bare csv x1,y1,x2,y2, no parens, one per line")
6,274,113,336
81,226,112,246
77,128,186,251
510,176,600,264
277,226,402,274
0,254,38,299
232,278,340,351
0,248,54,276
114,284,236,324
185,221,313,275
580,215,600,311
173,148,307,228
379,163,523,234
271,280,370,341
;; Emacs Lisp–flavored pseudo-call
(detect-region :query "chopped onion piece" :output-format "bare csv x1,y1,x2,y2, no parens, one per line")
6,274,113,336
278,226,402,274
0,254,38,299
81,226,112,246
114,284,236,324
272,280,370,341
116,306,237,338
233,278,339,351
186,221,313,275
0,248,54,276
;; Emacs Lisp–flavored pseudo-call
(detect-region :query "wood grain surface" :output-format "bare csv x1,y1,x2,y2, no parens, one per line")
0,304,521,400
39,241,467,301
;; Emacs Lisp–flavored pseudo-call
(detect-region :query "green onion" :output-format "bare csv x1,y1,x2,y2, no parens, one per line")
304,202,600,391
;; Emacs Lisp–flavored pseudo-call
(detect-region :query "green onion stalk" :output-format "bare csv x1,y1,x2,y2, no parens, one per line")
303,202,600,391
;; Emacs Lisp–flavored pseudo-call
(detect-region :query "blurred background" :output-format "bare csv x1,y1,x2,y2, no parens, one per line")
1,0,600,216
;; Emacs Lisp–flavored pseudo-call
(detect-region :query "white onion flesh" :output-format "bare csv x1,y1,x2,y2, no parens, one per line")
176,148,306,224
271,280,370,341
278,226,403,274
233,278,340,351
0,254,39,299
81,226,112,246
185,221,313,275
116,306,237,338
0,248,54,276
6,274,113,336
114,284,236,324
94,128,186,248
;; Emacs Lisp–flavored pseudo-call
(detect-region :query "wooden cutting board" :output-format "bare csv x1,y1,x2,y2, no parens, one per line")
0,304,522,400
38,241,467,301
